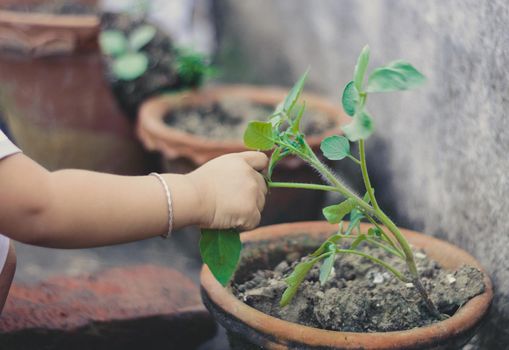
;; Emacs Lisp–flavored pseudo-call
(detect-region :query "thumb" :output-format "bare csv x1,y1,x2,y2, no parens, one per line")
238,151,269,171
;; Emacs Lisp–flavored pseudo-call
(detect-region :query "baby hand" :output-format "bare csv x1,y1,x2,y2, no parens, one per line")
188,152,268,230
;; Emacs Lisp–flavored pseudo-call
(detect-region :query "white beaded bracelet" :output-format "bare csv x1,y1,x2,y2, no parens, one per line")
149,172,173,239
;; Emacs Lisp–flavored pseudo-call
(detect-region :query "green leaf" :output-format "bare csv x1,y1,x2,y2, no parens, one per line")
129,25,156,51
268,146,289,180
176,48,212,87
273,101,285,116
243,121,275,150
200,229,242,286
291,102,306,134
351,234,367,249
319,243,336,285
368,227,383,238
342,110,374,141
322,199,356,224
112,53,149,80
283,70,308,113
280,257,320,307
269,114,282,128
366,60,426,92
342,81,359,116
320,135,351,160
346,210,364,235
344,192,371,235
354,45,370,91
99,30,128,57
363,190,372,203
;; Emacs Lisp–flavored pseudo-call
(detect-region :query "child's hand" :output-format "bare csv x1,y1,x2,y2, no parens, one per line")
188,152,268,230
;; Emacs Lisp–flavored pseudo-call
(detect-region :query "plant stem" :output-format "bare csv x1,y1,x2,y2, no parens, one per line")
358,139,379,211
269,182,339,193
365,237,405,259
320,232,402,259
336,249,409,282
347,155,362,165
356,138,441,317
276,140,442,318
363,213,401,253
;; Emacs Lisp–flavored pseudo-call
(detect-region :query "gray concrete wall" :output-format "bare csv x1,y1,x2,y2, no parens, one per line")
213,1,509,347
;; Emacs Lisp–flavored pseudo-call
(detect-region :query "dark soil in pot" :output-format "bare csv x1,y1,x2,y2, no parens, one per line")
163,96,336,140
100,12,188,120
232,235,485,333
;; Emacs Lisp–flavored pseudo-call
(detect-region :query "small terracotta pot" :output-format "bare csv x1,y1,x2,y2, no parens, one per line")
0,1,154,174
201,221,493,350
137,85,350,224
137,85,348,164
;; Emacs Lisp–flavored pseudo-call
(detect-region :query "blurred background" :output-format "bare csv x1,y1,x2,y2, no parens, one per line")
0,0,508,349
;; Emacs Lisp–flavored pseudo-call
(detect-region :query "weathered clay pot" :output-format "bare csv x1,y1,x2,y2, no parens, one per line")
201,221,493,350
0,1,154,174
137,85,350,224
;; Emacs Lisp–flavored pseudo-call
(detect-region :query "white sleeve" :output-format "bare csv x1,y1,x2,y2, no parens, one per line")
0,130,21,160
0,235,9,274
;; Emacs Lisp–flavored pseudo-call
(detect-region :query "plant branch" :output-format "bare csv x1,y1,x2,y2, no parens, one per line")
323,232,404,259
268,182,340,193
359,139,380,211
363,213,402,253
364,237,405,259
347,155,362,165
335,248,409,282
274,136,441,317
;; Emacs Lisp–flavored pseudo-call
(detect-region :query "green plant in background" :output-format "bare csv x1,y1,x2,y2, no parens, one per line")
200,45,444,318
100,27,215,85
99,25,157,81
175,47,216,87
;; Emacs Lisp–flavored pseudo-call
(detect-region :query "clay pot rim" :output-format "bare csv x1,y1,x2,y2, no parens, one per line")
0,8,99,28
200,221,493,349
136,85,349,163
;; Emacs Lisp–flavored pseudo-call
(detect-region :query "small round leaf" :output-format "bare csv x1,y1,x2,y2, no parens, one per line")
112,53,149,81
99,30,128,57
129,25,157,51
342,110,374,141
320,135,351,160
341,81,359,116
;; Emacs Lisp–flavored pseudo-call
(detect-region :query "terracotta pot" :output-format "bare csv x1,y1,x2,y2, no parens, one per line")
0,1,155,174
201,221,493,350
137,85,350,224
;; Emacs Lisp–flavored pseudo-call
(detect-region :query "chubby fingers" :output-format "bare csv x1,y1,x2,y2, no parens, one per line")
239,151,269,171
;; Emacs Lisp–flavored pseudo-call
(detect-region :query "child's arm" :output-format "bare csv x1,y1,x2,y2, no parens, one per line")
0,151,267,248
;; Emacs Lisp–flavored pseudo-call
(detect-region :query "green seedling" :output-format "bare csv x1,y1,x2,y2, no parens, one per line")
175,47,217,87
200,45,442,318
99,24,157,81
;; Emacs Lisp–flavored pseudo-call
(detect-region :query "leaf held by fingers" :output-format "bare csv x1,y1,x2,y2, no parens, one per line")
200,229,242,286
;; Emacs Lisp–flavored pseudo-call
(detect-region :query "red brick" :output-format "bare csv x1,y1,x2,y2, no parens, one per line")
0,265,216,349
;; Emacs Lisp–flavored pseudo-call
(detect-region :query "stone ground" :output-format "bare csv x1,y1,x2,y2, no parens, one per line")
11,227,228,350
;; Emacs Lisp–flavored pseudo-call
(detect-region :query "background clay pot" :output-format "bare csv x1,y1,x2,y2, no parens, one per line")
201,221,493,350
137,85,350,224
0,0,154,174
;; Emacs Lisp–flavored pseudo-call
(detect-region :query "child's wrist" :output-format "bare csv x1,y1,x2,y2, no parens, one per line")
163,174,204,228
